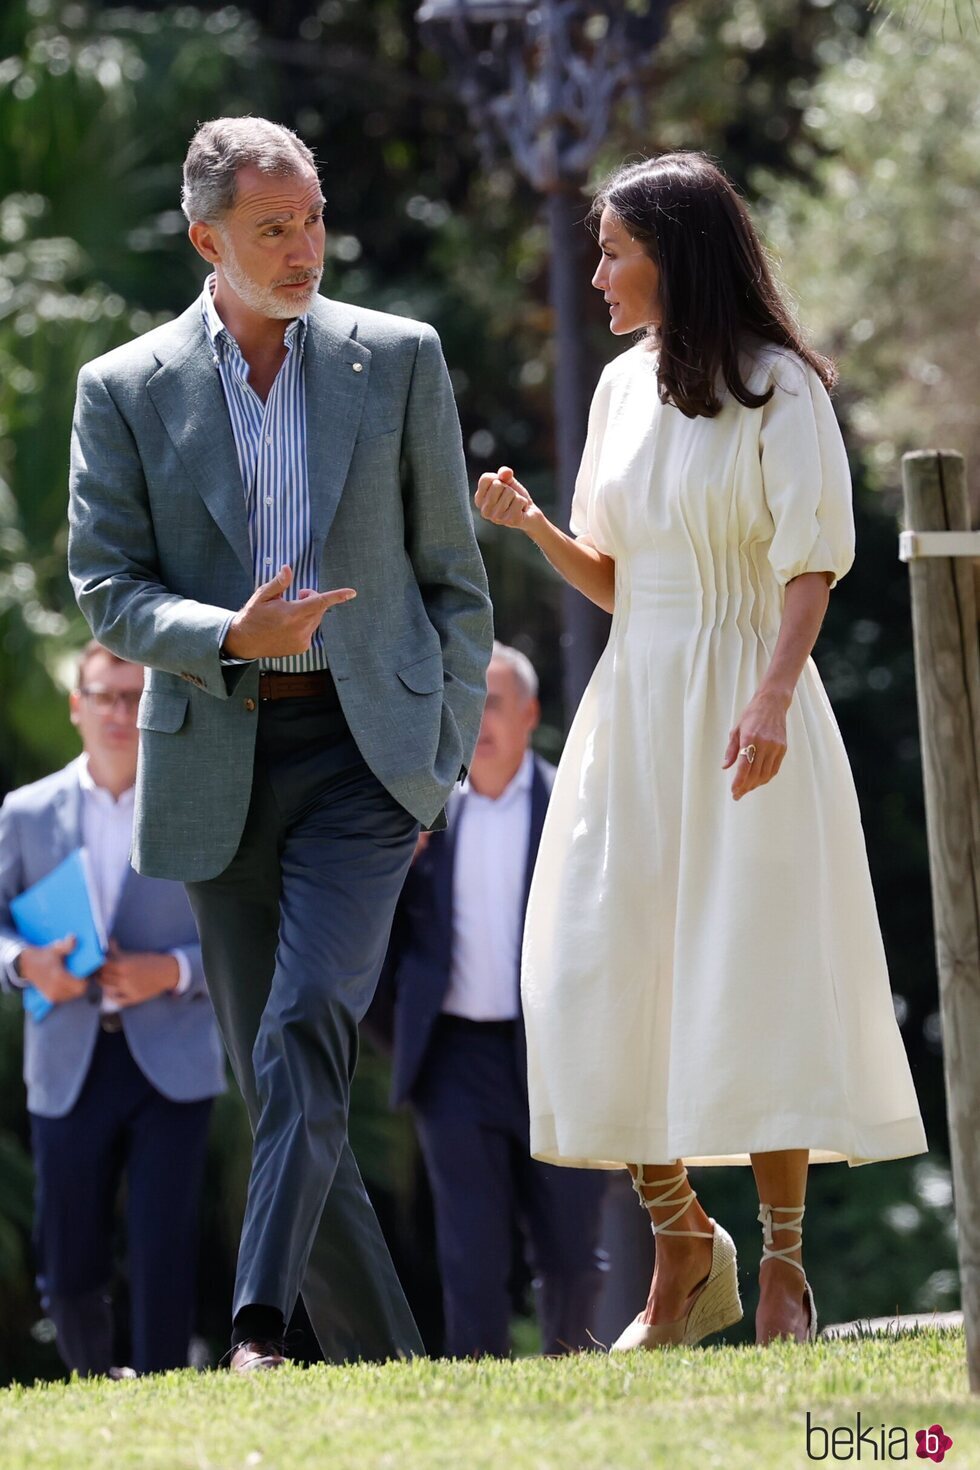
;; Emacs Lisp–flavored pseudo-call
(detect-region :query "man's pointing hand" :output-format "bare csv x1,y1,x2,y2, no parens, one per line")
222,565,356,661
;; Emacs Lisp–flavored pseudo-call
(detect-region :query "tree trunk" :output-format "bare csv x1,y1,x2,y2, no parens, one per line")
902,449,980,1393
546,186,611,720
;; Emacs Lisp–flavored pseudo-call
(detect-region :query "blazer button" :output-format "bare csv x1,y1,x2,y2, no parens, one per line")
352,362,363,373
244,697,256,712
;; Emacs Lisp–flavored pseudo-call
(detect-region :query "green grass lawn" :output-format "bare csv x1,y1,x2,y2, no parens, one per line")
0,1329,975,1470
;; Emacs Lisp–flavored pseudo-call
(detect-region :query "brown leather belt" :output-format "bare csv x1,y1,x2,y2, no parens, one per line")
258,669,337,702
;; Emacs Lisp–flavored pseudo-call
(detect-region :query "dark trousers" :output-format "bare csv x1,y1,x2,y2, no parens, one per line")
413,1016,607,1357
186,691,423,1363
30,1028,212,1376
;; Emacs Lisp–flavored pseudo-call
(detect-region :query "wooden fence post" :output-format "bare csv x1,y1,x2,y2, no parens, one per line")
901,450,980,1392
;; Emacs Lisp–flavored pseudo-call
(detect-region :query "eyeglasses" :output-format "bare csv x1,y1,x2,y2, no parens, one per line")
78,688,142,713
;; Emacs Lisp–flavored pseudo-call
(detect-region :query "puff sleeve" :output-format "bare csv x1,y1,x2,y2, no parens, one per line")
759,352,855,589
569,365,614,545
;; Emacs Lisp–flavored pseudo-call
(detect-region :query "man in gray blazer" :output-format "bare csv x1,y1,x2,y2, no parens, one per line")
67,117,492,1371
0,642,225,1377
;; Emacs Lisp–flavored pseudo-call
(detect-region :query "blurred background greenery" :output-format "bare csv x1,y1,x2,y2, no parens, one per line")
0,0,976,1382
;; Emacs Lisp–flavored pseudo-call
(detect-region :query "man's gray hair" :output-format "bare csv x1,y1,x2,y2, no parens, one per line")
181,116,317,224
491,641,538,701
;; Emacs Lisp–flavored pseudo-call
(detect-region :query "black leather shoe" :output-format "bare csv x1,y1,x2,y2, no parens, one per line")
229,1340,286,1373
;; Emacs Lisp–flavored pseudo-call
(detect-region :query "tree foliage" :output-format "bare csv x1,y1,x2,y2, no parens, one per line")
0,0,266,1382
0,2,264,793
0,0,965,1378
757,24,980,494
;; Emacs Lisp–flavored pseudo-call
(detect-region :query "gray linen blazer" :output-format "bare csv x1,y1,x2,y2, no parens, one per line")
67,295,493,881
0,760,226,1117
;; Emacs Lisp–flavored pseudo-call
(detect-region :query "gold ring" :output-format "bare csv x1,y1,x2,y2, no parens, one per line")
739,744,757,764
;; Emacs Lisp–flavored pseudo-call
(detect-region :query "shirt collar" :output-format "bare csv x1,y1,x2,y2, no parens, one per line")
463,750,535,806
76,754,135,807
200,273,306,361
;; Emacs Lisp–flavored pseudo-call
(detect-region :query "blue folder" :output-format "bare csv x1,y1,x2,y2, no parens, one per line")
10,849,106,1023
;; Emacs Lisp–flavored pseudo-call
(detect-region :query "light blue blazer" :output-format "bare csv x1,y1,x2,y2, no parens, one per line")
0,760,226,1118
67,295,493,882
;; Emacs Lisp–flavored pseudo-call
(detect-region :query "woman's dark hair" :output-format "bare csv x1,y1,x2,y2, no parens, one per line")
591,152,836,419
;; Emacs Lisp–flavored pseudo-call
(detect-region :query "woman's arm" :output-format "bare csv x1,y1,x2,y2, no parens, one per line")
474,467,616,614
723,571,831,800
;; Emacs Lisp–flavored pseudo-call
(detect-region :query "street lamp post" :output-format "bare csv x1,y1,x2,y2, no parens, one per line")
416,0,667,714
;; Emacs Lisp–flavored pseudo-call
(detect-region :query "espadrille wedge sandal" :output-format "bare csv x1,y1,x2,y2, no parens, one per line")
758,1202,817,1343
610,1169,743,1351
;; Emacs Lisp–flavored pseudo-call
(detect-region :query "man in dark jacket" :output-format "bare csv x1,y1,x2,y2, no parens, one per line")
379,643,606,1357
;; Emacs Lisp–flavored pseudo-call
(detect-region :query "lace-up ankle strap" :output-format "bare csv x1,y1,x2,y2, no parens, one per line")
758,1203,807,1277
631,1167,715,1237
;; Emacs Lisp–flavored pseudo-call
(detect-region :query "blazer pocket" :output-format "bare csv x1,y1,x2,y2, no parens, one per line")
355,424,401,446
137,691,189,734
396,652,444,695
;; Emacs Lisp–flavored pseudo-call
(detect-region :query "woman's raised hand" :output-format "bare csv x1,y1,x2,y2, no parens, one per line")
475,465,615,612
474,466,540,532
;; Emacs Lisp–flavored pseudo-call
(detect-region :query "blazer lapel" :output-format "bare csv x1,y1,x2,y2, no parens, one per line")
502,761,546,1057
111,866,143,943
520,759,548,930
304,302,371,554
146,307,253,580
52,771,84,865
433,789,464,970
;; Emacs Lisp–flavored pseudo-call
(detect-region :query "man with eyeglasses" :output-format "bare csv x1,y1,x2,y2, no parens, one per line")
0,640,225,1378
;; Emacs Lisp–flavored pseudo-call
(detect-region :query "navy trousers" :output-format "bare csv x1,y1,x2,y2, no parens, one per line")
412,1016,607,1357
186,690,424,1362
30,1027,212,1376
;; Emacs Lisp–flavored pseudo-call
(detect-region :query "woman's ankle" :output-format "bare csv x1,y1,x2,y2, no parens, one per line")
760,1254,804,1285
649,1200,712,1237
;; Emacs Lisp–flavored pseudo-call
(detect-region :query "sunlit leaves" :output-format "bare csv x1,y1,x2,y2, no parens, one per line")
0,3,262,789
757,27,980,488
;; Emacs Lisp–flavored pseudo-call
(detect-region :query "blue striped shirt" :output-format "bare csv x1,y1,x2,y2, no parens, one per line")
201,275,326,673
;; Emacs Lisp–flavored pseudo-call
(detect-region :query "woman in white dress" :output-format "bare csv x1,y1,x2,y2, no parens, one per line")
475,154,926,1349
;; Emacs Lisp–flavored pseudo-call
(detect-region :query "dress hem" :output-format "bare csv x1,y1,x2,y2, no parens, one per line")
528,1112,928,1172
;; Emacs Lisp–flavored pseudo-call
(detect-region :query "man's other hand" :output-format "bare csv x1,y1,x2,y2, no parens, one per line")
222,565,356,661
98,941,180,1007
16,937,87,1004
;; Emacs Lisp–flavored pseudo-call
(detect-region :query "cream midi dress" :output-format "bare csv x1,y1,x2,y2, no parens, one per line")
522,343,927,1171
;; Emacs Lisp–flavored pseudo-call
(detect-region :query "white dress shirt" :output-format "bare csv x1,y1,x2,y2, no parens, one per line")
77,755,135,946
6,757,189,1002
77,758,190,1009
201,275,326,674
442,751,534,1023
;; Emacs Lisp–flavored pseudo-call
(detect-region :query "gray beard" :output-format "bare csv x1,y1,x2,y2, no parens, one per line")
220,243,322,320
